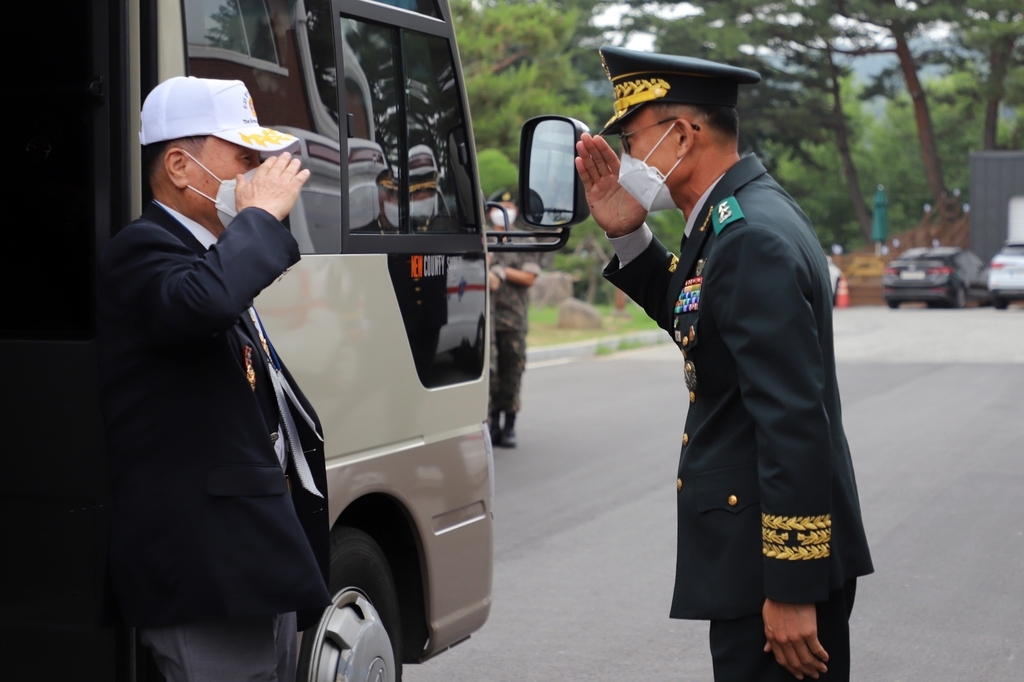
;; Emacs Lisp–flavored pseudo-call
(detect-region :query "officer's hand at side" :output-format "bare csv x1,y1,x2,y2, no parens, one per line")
235,152,311,222
762,599,828,680
574,133,647,238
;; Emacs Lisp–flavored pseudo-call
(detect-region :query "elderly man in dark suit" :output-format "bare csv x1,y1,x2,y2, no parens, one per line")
97,76,330,681
575,48,873,681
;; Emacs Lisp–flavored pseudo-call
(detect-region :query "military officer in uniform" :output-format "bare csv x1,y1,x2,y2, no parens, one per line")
487,189,541,448
574,47,873,680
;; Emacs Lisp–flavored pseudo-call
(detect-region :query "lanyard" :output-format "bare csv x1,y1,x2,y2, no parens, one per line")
248,307,281,370
247,306,324,443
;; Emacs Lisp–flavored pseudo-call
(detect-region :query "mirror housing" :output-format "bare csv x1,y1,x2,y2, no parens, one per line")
487,115,590,252
518,116,590,229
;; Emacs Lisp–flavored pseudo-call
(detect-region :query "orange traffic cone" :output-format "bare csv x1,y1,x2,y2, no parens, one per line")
835,275,850,308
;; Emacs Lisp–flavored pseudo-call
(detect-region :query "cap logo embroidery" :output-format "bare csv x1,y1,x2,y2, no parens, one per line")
239,128,297,148
248,96,257,118
612,78,672,116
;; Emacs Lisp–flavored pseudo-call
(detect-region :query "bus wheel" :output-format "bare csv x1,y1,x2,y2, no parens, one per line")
298,527,403,682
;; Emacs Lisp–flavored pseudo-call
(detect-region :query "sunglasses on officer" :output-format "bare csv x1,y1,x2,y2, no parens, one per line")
618,118,701,155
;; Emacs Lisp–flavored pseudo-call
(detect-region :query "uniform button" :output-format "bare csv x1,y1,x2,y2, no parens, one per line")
682,336,689,347
689,390,696,403
677,478,683,492
727,494,738,507
682,433,689,446
680,347,687,358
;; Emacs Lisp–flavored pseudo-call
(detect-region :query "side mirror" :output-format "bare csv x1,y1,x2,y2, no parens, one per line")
518,116,590,228
486,116,590,252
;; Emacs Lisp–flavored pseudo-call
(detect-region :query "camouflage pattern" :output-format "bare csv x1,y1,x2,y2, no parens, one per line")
490,328,527,413
488,251,539,413
490,251,541,332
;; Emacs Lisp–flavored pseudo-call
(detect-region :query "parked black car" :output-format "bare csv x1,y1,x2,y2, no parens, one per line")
883,247,990,309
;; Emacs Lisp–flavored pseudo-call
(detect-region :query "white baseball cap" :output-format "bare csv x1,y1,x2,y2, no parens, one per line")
140,76,298,152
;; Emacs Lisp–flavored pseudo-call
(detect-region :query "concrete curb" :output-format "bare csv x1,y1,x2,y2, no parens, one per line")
526,329,670,364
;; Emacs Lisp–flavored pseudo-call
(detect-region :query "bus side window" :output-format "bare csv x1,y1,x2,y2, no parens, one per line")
184,0,342,254
341,18,404,235
402,31,477,234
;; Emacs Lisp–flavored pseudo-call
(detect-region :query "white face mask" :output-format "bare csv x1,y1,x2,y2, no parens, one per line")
183,150,256,228
411,195,438,221
617,124,684,212
383,200,400,228
489,207,517,228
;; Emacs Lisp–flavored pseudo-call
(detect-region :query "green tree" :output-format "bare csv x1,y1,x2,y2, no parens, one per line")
476,148,519,198
623,1,877,241
951,2,1023,149
452,0,598,160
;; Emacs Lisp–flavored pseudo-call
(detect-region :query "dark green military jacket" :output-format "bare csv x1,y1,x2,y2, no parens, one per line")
605,155,873,620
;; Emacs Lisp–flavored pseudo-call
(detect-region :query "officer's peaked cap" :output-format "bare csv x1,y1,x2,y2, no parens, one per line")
599,46,761,135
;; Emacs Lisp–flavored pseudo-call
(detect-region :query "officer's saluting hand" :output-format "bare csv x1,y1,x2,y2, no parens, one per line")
576,47,873,682
574,133,646,237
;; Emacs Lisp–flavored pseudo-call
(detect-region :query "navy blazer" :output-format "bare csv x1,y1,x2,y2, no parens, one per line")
606,156,872,620
97,203,331,629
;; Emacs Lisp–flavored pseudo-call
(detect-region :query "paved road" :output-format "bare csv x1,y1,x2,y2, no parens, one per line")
406,308,1024,681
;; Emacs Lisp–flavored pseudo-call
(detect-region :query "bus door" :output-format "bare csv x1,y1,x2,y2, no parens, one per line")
2,0,137,679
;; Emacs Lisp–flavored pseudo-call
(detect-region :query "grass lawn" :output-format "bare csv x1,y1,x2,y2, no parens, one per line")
526,301,661,347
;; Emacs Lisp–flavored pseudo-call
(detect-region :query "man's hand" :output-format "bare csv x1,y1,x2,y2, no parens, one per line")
235,152,311,221
574,133,647,238
763,598,828,680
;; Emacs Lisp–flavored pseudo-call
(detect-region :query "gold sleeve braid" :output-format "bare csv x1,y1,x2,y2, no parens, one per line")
762,514,831,561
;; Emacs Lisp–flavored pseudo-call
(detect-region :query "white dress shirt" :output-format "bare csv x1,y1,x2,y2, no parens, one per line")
153,201,287,469
608,173,726,267
154,201,219,250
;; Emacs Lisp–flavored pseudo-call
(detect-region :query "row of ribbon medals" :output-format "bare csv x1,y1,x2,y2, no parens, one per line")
673,277,702,343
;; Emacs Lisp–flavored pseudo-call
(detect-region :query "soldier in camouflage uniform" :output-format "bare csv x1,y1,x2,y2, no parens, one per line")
488,190,541,448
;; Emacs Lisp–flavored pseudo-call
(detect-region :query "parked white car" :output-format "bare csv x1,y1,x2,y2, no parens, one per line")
988,242,1024,309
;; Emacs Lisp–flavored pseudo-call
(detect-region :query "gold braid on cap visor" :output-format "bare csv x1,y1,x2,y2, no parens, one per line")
604,78,672,127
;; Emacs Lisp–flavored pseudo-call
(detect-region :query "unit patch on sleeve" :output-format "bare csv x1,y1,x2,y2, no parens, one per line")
712,196,744,235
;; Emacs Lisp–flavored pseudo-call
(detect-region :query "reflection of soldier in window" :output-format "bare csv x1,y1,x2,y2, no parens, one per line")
375,169,402,233
409,144,441,232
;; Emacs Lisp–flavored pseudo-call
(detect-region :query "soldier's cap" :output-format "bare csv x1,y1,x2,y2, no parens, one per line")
599,46,761,136
140,76,298,153
488,189,516,204
409,144,439,191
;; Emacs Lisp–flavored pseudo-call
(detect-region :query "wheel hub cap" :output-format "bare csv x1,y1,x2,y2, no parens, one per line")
309,589,395,682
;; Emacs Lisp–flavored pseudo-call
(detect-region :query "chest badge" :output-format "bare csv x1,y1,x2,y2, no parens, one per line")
243,345,256,391
695,258,706,277
676,278,703,313
673,277,703,342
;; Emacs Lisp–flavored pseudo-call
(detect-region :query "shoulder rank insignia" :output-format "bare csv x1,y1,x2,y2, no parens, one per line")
712,196,744,235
